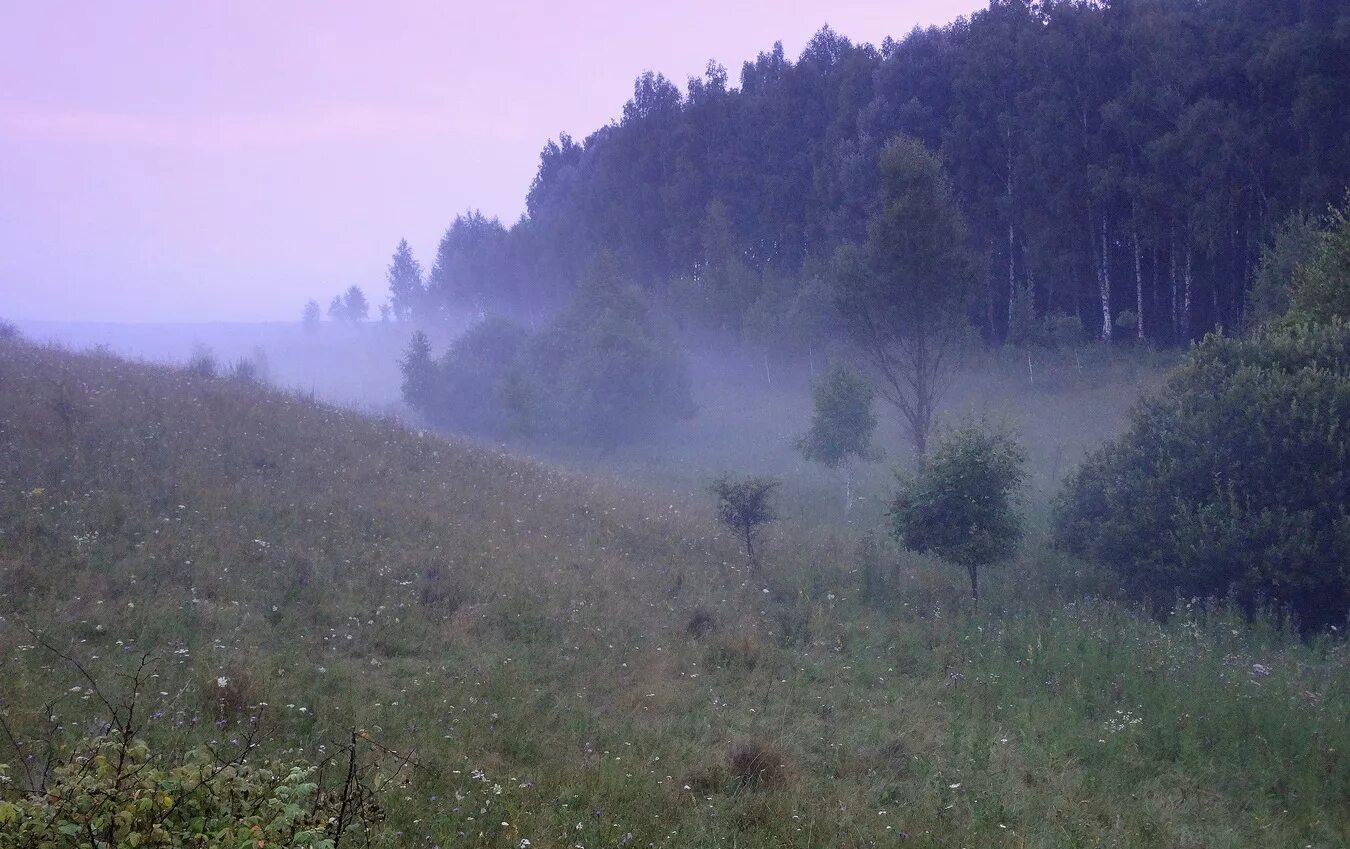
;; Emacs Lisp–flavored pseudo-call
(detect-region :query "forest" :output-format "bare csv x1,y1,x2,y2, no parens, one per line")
379,0,1349,349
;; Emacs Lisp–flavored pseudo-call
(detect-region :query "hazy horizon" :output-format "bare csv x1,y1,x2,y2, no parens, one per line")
0,1,978,323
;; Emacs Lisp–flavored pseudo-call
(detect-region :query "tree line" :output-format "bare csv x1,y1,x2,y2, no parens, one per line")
380,0,1347,349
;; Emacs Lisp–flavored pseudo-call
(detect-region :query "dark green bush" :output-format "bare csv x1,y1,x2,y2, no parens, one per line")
402,255,695,448
889,421,1027,602
0,732,384,849
1055,321,1350,630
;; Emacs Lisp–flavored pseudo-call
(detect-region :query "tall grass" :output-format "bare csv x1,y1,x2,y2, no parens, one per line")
0,337,1344,848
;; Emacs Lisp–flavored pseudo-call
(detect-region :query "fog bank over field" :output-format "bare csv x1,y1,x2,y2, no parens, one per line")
12,319,451,410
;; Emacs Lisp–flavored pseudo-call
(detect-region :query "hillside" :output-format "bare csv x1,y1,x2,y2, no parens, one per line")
1,337,1347,848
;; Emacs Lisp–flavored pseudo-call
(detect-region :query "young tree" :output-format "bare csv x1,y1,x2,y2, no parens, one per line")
341,285,369,322
387,238,425,321
890,422,1027,603
399,331,439,415
1246,211,1322,329
833,135,979,456
1285,192,1350,326
796,364,878,514
301,299,322,331
328,295,344,321
710,474,780,570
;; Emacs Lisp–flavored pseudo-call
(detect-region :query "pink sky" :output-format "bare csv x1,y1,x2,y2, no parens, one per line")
0,1,979,322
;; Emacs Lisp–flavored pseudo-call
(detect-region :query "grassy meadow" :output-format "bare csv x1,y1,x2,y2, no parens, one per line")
0,336,1346,848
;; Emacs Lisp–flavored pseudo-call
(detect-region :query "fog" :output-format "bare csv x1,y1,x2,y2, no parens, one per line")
0,0,980,324
1,2,1346,846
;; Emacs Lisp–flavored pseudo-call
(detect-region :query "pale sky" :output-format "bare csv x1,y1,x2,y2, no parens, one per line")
0,1,979,322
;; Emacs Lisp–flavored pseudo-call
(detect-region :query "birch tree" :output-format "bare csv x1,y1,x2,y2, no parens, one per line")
833,135,978,457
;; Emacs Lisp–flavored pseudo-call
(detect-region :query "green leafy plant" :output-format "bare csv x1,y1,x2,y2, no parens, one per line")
1055,321,1350,630
710,474,780,569
796,364,878,514
889,422,1027,602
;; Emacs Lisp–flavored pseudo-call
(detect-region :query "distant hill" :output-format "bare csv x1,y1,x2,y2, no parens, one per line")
12,318,460,410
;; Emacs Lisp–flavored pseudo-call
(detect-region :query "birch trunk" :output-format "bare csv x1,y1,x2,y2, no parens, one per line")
1133,227,1145,341
1098,217,1113,341
1182,249,1193,342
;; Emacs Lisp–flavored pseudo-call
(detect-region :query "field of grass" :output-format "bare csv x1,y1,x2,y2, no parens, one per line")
1,336,1346,848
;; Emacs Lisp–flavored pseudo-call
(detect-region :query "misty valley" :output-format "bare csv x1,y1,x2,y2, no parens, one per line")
2,2,1348,848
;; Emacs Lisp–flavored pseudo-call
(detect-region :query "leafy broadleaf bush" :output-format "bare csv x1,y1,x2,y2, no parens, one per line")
1054,321,1350,630
889,422,1026,602
401,254,694,448
0,731,382,849
710,474,780,568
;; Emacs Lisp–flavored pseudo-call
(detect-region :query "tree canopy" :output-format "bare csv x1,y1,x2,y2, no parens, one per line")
386,1,1349,349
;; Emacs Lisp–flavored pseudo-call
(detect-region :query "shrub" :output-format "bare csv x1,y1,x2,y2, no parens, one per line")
401,254,695,448
710,474,780,568
1054,321,1350,631
185,346,218,379
0,731,385,849
1285,191,1350,325
529,253,695,447
890,422,1027,602
0,320,18,341
1246,211,1322,328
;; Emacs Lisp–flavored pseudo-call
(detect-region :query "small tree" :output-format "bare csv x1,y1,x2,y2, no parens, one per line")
833,135,979,457
711,474,780,570
301,299,322,331
890,422,1027,603
387,238,425,321
1285,191,1350,325
796,364,878,514
342,285,370,322
399,331,438,414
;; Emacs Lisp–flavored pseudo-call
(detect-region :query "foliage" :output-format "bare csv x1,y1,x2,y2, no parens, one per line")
890,422,1027,601
301,299,322,331
530,255,696,447
1247,211,1323,328
398,330,438,413
797,364,877,469
426,211,512,314
403,256,695,448
0,320,19,341
834,135,978,455
1055,321,1350,631
1286,192,1350,326
0,732,380,849
326,287,369,323
229,351,268,383
386,239,425,321
710,474,780,566
396,3,1349,350
185,346,217,380
409,317,531,436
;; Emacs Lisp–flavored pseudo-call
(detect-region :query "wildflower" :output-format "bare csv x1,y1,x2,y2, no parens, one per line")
216,676,229,688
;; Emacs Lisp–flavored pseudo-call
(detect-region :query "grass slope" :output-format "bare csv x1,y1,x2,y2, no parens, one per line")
0,338,1346,848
